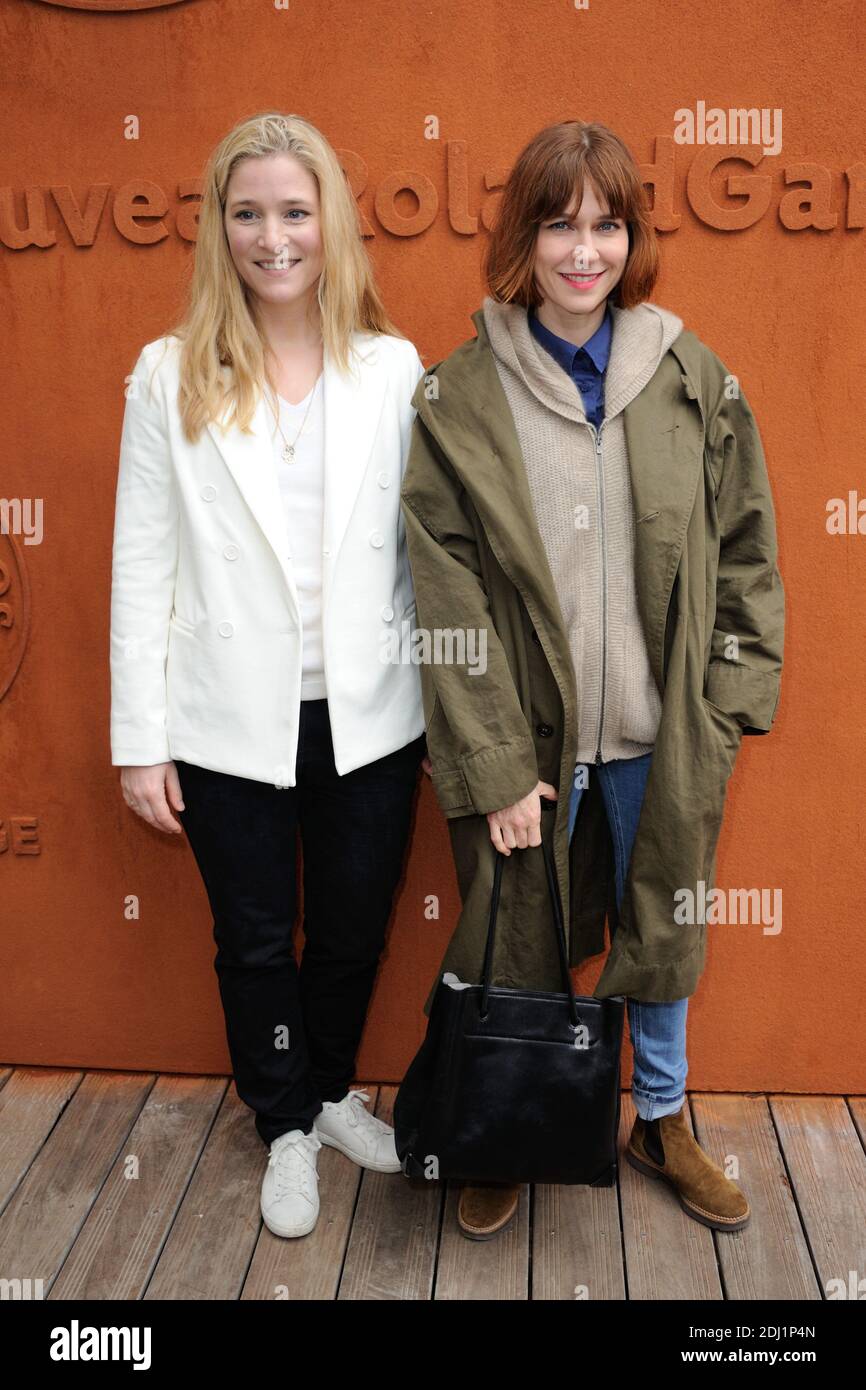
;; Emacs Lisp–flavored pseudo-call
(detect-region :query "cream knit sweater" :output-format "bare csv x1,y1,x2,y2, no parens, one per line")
482,294,684,765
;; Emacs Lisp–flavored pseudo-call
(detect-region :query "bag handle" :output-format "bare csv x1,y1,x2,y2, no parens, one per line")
479,799,581,1027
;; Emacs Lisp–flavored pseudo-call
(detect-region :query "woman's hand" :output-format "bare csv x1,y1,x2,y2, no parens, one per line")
120,762,186,835
421,754,433,777
487,781,558,855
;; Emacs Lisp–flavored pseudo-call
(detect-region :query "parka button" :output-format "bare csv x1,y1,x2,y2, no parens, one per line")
369,530,384,548
223,543,240,560
217,621,234,637
201,484,217,501
531,629,541,644
380,604,394,621
536,722,554,737
376,471,390,488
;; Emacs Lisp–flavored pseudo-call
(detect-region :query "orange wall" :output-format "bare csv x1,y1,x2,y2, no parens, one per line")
2,0,864,1094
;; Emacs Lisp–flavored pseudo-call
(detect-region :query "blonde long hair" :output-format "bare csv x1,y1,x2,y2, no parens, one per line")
160,111,406,443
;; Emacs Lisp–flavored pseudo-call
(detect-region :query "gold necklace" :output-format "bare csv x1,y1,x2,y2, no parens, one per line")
274,376,319,464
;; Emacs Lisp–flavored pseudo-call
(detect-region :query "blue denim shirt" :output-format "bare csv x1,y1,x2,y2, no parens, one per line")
528,303,612,428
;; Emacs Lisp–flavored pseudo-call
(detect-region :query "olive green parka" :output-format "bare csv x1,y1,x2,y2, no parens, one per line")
400,305,785,1017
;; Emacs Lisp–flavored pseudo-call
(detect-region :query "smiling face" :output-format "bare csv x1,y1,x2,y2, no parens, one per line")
223,152,325,314
532,176,631,340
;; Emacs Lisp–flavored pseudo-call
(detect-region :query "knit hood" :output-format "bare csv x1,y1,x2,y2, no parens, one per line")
481,294,685,425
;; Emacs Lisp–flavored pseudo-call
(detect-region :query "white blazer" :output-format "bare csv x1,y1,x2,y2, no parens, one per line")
110,330,427,785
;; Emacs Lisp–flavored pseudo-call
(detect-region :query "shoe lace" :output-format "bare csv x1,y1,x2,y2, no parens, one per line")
342,1089,392,1137
268,1132,321,1200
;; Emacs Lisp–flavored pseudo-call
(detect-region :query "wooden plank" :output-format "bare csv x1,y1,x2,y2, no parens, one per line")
434,1181,529,1299
0,1067,83,1217
770,1096,866,1299
533,1164,624,1301
50,1075,227,1299
0,1070,153,1295
692,1094,820,1299
143,1084,263,1300
619,1094,722,1300
337,1085,441,1300
242,1104,365,1301
848,1096,866,1149
0,1067,856,1303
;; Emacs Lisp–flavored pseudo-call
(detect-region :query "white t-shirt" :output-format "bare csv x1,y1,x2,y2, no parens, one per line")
270,375,326,700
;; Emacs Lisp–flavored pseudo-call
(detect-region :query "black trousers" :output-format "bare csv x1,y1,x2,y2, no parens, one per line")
174,700,426,1148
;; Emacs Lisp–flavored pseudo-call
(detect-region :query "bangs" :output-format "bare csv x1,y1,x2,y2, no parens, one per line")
543,159,635,224
483,121,661,311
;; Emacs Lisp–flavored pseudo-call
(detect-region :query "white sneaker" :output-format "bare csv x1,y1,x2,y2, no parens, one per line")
260,1128,322,1238
314,1090,402,1172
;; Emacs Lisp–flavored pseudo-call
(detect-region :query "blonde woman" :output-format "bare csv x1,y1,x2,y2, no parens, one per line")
110,112,427,1239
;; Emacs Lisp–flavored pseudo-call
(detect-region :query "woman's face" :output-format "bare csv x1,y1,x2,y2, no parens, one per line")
223,153,325,313
533,177,630,324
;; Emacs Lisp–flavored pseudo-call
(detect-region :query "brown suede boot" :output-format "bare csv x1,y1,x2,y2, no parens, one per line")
457,1182,520,1240
626,1103,750,1231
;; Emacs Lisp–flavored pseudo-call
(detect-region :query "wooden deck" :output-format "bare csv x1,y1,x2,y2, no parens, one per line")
0,1065,863,1301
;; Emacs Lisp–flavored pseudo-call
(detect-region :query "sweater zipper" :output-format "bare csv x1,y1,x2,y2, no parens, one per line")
588,419,607,765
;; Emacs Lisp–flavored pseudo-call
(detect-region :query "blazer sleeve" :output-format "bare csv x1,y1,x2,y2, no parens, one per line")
702,355,785,735
400,405,539,818
109,343,179,766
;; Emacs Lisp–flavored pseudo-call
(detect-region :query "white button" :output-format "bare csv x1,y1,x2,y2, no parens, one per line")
381,604,394,621
217,621,234,637
376,471,390,488
201,484,217,501
223,543,239,560
369,530,384,548
323,545,330,556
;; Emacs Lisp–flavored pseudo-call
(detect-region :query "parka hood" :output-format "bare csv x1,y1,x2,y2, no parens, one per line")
481,294,685,425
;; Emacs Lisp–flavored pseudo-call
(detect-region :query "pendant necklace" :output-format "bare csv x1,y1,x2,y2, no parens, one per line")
275,376,318,463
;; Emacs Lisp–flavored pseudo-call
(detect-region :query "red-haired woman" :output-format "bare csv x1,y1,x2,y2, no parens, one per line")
401,121,784,1239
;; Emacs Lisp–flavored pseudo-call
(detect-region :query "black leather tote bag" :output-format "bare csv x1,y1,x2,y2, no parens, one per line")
394,818,626,1185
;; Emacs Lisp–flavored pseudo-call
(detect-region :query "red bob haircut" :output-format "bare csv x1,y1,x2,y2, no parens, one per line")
483,121,660,311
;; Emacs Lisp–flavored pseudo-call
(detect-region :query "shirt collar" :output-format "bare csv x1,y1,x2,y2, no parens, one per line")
528,302,613,375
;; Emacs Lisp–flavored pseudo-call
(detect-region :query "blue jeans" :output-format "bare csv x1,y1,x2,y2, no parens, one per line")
568,754,688,1121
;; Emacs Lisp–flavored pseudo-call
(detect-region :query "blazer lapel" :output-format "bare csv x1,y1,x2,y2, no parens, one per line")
204,331,386,623
321,333,387,588
205,388,299,616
